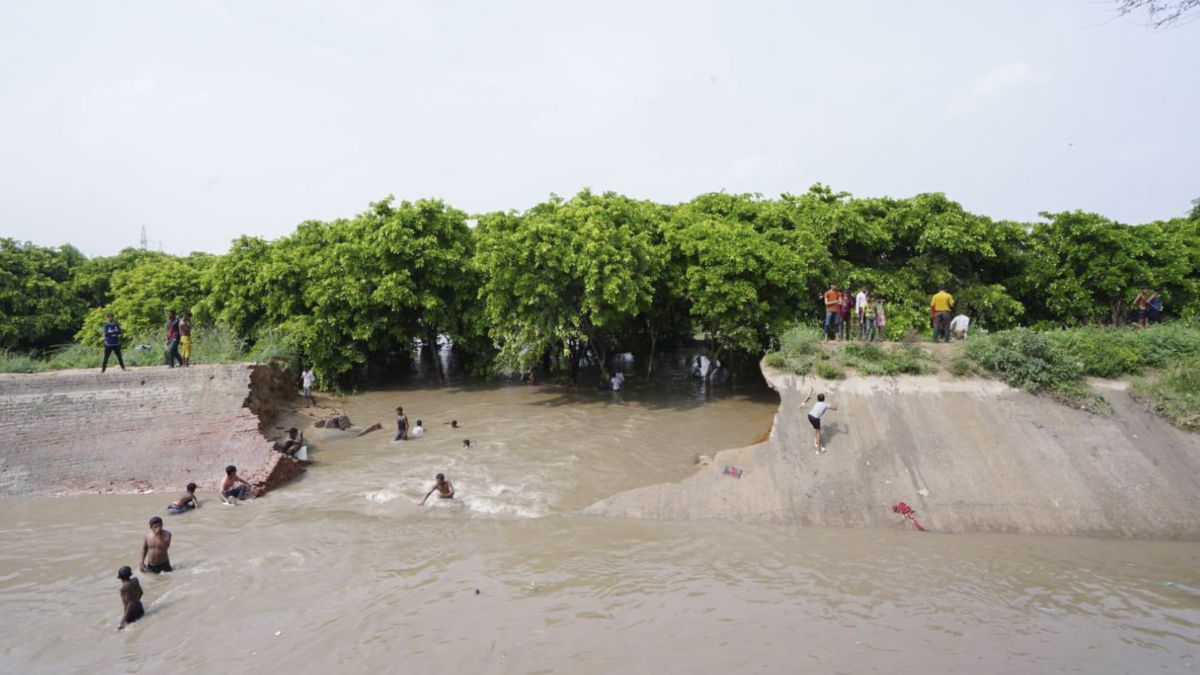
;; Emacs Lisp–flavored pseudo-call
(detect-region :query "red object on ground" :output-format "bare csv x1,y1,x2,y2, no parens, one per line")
891,502,927,531
723,465,743,479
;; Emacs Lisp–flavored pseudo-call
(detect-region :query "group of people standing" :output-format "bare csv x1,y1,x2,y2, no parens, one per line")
99,309,193,373
1132,287,1166,328
822,284,886,342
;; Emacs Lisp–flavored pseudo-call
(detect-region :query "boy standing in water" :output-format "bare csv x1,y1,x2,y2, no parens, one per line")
139,517,172,573
117,566,144,630
395,406,409,441
419,473,455,505
807,393,838,455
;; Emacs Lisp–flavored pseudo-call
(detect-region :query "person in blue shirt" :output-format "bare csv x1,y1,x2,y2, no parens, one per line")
101,313,126,372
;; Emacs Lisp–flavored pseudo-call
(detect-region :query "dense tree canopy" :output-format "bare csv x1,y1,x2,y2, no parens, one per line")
3,188,1197,387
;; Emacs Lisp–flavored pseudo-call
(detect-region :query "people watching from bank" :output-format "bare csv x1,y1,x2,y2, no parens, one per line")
855,287,869,340
165,309,184,368
950,313,970,341
930,286,955,342
869,296,884,342
101,312,126,372
116,566,144,630
167,483,200,514
221,465,255,503
179,311,192,367
839,287,853,341
301,367,316,405
275,428,304,456
823,284,842,340
1149,288,1164,324
1132,286,1151,328
419,473,455,505
140,517,173,574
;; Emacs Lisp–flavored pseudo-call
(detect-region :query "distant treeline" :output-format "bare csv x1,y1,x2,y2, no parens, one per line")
3,187,1198,386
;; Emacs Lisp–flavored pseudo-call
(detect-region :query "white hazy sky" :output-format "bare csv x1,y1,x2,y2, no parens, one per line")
2,1,1197,257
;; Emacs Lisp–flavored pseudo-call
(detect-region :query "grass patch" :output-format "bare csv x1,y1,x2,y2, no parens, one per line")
1132,358,1200,431
764,325,823,375
0,350,40,373
1043,323,1200,378
813,361,845,379
0,325,278,373
838,342,934,376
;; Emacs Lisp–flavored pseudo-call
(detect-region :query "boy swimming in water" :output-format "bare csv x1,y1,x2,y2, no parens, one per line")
419,473,455,505
167,483,199,514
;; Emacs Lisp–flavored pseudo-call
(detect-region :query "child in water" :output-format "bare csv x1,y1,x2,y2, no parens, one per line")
419,473,455,505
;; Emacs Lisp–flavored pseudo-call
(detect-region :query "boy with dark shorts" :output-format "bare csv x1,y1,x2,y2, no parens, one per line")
140,517,172,574
221,465,254,503
807,393,838,454
117,566,144,630
167,483,199,514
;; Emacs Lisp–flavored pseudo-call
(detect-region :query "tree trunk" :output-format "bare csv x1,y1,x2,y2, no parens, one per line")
427,328,445,385
645,328,657,379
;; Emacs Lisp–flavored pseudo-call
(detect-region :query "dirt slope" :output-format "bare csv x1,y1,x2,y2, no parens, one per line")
586,365,1200,539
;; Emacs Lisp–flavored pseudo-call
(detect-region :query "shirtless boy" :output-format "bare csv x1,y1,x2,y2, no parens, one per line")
419,473,455,505
167,483,200,514
140,517,172,574
221,465,255,503
117,566,144,630
275,427,304,456
395,406,409,441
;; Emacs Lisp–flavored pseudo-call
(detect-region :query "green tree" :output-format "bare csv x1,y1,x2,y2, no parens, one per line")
0,239,86,351
474,190,661,381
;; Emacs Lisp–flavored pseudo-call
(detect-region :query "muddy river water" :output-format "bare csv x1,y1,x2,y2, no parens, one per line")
1,366,1198,673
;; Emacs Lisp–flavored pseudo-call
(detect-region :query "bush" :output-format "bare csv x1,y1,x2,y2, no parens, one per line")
1132,358,1200,431
965,329,1083,393
763,325,822,375
1041,324,1200,378
813,361,845,379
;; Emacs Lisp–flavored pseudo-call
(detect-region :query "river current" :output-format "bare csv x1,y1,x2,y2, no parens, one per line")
1,363,1197,673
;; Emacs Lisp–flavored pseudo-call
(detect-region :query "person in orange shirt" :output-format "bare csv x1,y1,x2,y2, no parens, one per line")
930,286,955,342
822,284,843,340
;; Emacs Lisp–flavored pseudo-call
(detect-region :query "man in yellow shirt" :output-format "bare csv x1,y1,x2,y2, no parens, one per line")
930,286,954,342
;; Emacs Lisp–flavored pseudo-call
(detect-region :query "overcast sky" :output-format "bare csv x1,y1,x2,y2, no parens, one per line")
2,1,1197,257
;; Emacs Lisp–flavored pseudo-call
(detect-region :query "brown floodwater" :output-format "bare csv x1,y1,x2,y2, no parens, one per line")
1,366,1198,673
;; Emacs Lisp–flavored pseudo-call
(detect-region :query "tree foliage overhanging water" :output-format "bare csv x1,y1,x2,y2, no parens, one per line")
2,186,1198,385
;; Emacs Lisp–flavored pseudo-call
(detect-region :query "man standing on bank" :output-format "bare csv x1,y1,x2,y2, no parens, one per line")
930,286,955,343
179,311,193,367
165,309,184,368
101,312,126,372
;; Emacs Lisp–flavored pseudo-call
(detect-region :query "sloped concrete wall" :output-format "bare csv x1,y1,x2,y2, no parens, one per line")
587,365,1200,539
0,363,303,496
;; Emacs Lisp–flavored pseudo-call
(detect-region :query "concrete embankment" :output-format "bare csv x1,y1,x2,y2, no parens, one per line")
587,364,1200,539
0,363,304,496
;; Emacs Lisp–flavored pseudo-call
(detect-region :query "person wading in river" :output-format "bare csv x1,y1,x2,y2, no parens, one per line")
139,517,173,573
395,406,409,441
808,393,839,455
116,566,144,630
419,473,455,505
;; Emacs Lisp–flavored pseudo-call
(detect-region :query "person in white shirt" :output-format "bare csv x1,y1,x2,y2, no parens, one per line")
301,368,316,405
855,288,869,340
409,420,424,439
807,393,838,454
611,371,625,391
949,314,970,341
